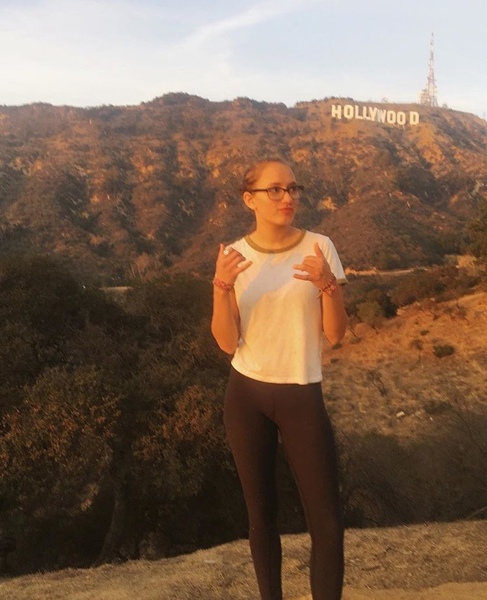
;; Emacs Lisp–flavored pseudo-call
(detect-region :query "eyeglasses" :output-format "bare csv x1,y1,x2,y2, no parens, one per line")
248,185,304,201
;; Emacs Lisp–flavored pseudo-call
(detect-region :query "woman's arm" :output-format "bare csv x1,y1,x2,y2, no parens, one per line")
293,241,348,345
320,284,347,345
211,244,252,354
211,287,240,354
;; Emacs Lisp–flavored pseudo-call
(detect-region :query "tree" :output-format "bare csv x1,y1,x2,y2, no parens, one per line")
356,300,385,331
0,257,233,570
2,365,121,512
0,255,139,568
467,196,487,265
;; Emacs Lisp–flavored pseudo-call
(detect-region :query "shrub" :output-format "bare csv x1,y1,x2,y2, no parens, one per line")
424,399,450,415
345,278,397,319
467,196,487,264
357,300,385,330
410,339,423,350
391,265,478,307
432,344,455,358
395,164,441,204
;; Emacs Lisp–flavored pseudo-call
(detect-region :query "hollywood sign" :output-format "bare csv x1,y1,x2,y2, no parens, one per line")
331,104,420,126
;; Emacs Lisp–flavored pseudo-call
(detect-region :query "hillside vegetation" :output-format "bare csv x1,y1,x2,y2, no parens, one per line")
1,95,487,283
0,254,485,576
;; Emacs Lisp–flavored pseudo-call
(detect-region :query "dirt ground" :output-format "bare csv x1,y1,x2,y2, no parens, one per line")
1,520,486,600
321,291,487,442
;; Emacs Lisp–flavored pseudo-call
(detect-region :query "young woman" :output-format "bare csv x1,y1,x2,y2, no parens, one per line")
211,158,347,600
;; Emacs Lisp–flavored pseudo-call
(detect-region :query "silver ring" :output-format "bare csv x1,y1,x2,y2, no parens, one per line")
223,248,230,256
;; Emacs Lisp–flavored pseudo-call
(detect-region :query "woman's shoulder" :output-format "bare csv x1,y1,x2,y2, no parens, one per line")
303,230,335,247
225,236,247,253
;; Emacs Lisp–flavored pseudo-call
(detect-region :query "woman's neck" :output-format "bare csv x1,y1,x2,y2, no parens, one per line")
248,224,302,250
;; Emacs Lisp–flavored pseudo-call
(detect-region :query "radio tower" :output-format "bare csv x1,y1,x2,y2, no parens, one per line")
418,32,438,107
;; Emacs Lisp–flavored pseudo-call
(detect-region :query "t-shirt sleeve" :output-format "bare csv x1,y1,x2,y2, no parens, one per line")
224,238,244,255
321,237,348,285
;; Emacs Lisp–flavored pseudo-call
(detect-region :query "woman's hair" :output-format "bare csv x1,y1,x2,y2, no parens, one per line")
240,158,291,194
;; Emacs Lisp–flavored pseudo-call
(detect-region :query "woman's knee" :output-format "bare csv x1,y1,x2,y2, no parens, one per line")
247,498,279,531
308,514,344,550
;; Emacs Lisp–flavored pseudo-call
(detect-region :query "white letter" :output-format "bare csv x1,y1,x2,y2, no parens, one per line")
368,107,378,121
377,109,386,123
344,105,354,119
410,111,420,125
397,111,406,125
331,104,342,119
355,105,364,120
387,110,396,124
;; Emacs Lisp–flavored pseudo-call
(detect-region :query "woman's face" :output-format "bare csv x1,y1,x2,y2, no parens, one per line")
243,162,299,228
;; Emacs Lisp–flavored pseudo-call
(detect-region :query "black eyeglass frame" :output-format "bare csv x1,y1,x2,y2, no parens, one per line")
247,185,305,201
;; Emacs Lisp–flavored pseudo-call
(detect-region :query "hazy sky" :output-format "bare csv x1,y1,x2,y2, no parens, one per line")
1,0,486,117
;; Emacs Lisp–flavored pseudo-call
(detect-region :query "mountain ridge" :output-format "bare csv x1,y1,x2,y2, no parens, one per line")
1,95,486,284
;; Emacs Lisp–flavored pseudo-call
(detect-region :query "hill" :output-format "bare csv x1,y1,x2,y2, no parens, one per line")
0,271,485,576
1,95,486,284
322,290,487,527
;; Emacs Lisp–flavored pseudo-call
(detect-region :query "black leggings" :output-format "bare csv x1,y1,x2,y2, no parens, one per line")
224,367,344,600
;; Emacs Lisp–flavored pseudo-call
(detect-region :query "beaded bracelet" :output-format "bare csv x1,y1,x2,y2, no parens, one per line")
213,276,234,292
316,274,337,298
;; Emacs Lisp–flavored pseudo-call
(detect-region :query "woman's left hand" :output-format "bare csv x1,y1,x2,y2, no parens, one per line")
293,242,334,289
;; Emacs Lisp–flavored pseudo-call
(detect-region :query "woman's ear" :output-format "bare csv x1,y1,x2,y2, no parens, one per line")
242,191,255,211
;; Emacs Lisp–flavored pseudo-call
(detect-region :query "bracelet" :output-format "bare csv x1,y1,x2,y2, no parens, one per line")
213,276,234,292
316,274,337,298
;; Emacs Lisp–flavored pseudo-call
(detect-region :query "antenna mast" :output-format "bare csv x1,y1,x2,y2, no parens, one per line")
418,32,438,107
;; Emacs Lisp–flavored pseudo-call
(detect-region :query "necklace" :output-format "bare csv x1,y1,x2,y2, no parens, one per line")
245,230,306,254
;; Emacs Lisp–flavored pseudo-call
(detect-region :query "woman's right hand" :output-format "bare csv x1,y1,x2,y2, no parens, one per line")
215,244,252,285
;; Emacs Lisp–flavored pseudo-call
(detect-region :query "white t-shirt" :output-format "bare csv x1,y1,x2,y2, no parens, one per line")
229,230,347,385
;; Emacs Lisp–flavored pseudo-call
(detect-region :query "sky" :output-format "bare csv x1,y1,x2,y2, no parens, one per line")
1,0,486,117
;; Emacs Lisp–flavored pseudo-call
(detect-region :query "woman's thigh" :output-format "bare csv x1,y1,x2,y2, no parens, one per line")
223,369,280,524
275,384,342,531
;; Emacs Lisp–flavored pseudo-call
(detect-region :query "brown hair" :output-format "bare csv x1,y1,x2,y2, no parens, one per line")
240,157,291,194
